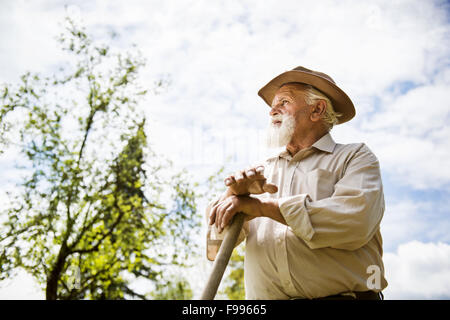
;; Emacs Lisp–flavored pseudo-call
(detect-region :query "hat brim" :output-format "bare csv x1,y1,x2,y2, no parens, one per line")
258,70,355,124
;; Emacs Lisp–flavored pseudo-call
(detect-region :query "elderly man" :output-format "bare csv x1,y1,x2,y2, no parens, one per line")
206,66,388,300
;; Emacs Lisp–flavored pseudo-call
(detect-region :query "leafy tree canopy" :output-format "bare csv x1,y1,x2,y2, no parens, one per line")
0,16,199,300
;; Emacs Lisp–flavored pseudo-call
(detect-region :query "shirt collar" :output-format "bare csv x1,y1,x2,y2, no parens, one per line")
311,132,336,153
266,132,337,161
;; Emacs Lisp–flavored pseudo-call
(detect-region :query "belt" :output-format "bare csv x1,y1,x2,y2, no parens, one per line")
314,291,383,300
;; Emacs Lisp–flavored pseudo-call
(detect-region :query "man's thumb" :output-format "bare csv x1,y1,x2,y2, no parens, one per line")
262,183,278,194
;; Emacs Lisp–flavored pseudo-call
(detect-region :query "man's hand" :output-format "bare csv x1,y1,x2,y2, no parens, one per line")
224,166,278,196
209,195,286,233
209,195,261,233
208,166,280,233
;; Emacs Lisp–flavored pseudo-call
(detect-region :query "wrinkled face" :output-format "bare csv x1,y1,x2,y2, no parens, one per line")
270,83,309,122
266,84,311,148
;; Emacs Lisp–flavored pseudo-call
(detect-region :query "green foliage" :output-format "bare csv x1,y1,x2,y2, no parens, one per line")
152,277,193,300
0,16,197,300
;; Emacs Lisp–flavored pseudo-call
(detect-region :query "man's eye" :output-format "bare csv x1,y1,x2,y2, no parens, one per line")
281,100,288,105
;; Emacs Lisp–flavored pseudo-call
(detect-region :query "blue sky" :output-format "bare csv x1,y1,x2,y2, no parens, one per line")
0,0,449,299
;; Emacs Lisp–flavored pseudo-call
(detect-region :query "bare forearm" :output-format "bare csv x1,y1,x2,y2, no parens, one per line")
233,196,287,225
210,194,286,234
258,198,287,225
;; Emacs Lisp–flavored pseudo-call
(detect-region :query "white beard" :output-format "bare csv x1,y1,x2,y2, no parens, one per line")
265,114,296,148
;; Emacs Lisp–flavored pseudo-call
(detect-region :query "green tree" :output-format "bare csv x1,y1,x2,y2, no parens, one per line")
0,16,199,300
152,276,193,300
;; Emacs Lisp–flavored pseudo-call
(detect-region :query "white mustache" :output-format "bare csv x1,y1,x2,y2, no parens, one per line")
270,114,286,124
266,114,296,148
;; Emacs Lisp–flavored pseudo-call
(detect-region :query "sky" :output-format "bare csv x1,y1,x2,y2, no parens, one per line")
0,0,449,300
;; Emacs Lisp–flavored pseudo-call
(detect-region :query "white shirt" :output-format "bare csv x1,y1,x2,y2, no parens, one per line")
206,133,388,299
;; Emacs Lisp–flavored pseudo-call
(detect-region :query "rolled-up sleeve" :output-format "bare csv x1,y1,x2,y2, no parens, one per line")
278,145,385,250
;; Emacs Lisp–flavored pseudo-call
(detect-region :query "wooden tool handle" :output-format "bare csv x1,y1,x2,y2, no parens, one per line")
200,212,245,300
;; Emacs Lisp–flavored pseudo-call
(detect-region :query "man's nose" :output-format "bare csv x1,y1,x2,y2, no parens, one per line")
269,107,279,116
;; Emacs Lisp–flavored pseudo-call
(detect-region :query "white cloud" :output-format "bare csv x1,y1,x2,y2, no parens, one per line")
380,199,450,252
1,0,450,299
383,241,450,299
331,72,450,190
0,269,44,300
130,0,450,192
0,1,68,83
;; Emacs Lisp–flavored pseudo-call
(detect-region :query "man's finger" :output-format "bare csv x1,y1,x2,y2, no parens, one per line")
221,206,236,232
262,182,278,194
214,200,227,230
245,167,256,178
209,203,219,225
217,203,232,233
214,202,224,230
216,201,232,233
235,170,246,182
224,175,236,186
255,166,264,175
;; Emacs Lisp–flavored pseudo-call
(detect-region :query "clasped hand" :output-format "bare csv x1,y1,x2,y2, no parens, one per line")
209,166,278,233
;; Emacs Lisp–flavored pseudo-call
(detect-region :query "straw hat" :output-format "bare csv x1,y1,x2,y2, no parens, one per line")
258,66,355,124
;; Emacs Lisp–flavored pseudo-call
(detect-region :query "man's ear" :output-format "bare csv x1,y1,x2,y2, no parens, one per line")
310,100,327,122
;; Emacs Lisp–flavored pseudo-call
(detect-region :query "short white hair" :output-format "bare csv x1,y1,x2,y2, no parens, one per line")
282,83,342,131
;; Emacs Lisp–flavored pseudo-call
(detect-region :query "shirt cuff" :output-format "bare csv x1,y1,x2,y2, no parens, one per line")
278,194,315,241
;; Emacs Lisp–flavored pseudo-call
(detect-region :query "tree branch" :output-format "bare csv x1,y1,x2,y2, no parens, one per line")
122,285,147,300
70,196,125,255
